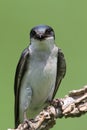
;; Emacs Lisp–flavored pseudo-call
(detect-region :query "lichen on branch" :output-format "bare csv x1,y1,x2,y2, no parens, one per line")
8,85,87,130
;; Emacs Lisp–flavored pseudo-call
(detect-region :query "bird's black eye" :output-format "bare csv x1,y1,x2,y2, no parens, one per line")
45,28,52,34
30,30,36,37
45,27,55,39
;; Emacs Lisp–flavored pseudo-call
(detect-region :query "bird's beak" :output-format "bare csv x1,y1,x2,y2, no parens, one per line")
36,33,46,41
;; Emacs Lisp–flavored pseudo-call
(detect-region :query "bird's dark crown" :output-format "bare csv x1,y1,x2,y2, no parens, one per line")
30,25,55,41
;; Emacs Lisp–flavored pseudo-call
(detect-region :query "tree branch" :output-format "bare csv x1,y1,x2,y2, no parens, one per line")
8,85,87,130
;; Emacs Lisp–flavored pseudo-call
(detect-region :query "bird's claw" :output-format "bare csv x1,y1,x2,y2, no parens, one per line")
23,118,31,129
51,99,63,108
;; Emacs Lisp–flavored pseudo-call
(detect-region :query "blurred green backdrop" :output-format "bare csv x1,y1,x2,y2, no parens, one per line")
0,0,87,129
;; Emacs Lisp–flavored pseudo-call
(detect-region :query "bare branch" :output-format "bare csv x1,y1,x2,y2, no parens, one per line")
8,85,87,130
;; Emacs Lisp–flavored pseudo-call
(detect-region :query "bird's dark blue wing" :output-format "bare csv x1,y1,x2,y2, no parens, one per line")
52,48,66,100
14,48,30,128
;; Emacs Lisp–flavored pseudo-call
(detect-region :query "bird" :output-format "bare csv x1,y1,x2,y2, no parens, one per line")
14,25,66,128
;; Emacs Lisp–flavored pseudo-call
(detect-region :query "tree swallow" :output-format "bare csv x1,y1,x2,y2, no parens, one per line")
14,25,66,128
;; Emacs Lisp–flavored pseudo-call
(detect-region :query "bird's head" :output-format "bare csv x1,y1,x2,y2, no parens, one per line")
29,25,55,51
30,25,55,41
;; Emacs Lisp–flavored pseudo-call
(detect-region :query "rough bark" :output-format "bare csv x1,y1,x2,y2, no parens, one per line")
8,85,87,130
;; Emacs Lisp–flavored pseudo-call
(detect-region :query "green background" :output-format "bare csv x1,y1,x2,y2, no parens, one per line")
0,0,87,129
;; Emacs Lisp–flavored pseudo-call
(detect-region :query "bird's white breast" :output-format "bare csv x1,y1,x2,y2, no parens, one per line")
19,43,58,120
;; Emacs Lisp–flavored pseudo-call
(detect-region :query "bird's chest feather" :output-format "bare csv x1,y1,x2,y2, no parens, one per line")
29,56,56,85
19,48,58,120
26,53,57,103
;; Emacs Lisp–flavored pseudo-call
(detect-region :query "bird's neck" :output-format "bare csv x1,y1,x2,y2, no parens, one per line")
29,38,55,52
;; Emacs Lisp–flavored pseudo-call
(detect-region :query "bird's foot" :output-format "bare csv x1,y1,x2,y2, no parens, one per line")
51,98,63,108
51,98,63,118
24,118,38,129
23,118,32,129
